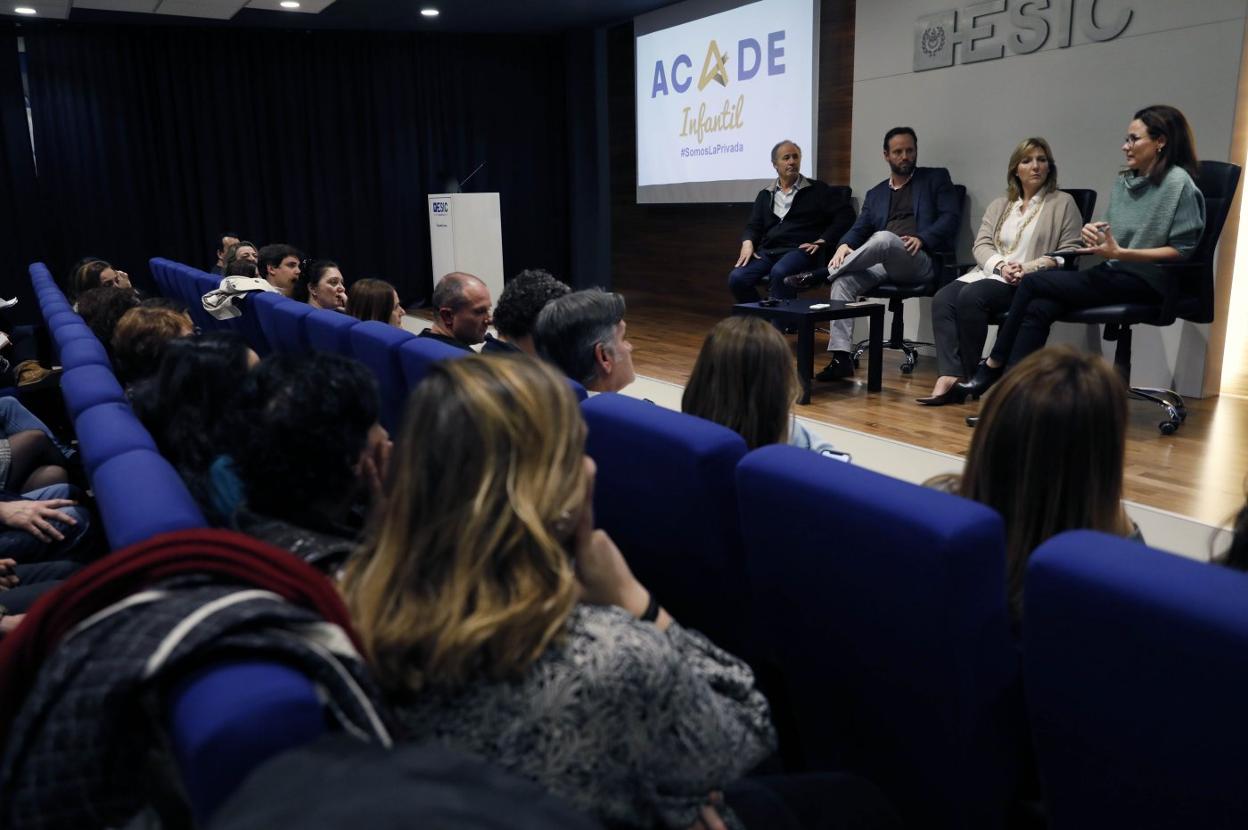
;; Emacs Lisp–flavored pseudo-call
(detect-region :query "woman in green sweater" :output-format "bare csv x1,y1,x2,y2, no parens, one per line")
961,104,1206,396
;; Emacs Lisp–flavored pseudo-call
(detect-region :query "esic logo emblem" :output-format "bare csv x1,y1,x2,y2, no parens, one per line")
650,31,788,98
432,201,449,214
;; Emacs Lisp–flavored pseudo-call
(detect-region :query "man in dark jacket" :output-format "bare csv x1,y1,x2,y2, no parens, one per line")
792,127,960,380
727,140,855,304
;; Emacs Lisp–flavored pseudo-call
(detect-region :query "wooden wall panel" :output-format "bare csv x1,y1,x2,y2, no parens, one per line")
607,1,856,325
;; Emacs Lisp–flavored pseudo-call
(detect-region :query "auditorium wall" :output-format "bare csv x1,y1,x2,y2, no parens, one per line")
849,0,1248,397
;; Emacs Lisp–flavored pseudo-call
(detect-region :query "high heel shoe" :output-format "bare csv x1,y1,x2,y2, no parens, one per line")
915,384,969,406
956,360,1004,399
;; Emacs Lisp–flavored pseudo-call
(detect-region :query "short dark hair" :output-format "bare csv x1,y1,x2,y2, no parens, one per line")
76,286,140,355
492,269,570,340
225,260,260,279
293,259,339,303
770,139,800,163
257,243,303,276
216,230,241,251
883,127,917,151
229,352,380,527
533,288,626,385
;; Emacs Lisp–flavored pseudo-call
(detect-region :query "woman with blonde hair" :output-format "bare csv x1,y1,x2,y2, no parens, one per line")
682,316,848,458
919,137,1083,405
344,356,894,829
931,345,1138,618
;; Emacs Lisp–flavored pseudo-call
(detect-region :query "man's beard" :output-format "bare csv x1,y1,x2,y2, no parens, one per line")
889,160,914,177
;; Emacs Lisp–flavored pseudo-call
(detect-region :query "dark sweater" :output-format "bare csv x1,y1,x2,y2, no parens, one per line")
418,329,474,352
741,176,856,253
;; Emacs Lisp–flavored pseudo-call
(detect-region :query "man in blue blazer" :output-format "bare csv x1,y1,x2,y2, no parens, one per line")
790,127,960,380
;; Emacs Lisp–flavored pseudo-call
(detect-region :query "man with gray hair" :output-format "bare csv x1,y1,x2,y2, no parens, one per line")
418,271,493,351
533,289,635,393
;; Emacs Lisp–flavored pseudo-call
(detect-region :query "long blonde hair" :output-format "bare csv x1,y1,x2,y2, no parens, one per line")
960,345,1130,616
681,316,799,449
343,355,587,699
1005,136,1059,202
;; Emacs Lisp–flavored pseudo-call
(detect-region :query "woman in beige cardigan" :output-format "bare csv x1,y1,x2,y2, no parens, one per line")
917,137,1083,405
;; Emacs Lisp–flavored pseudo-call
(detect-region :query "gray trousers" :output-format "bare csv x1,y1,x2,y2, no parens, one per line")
826,231,932,352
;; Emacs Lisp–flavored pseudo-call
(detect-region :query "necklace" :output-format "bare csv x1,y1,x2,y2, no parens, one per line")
992,193,1045,258
888,171,914,191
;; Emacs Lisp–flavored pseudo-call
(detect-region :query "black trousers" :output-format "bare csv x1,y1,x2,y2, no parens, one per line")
931,278,1016,378
988,264,1160,367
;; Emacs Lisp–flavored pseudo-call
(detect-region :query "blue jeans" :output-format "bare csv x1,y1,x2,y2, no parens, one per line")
0,396,74,458
729,248,821,303
3,560,80,612
0,484,96,564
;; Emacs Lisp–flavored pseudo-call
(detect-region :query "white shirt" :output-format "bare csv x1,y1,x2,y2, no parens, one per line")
772,182,797,220
958,193,1057,284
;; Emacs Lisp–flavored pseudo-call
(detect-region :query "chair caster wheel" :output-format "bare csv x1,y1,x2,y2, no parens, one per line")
1159,421,1178,435
900,364,914,374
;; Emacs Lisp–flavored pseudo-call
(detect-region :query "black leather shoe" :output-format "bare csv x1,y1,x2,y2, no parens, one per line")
784,269,828,291
956,361,1003,399
815,352,855,381
915,385,969,406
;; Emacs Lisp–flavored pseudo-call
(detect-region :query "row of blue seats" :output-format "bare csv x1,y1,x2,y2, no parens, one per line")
147,258,1248,828
28,262,208,550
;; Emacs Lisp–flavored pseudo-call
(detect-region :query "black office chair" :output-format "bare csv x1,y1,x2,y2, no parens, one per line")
851,185,966,374
1062,161,1240,434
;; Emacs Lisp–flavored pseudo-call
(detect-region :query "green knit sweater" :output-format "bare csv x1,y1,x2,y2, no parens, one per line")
1105,164,1206,294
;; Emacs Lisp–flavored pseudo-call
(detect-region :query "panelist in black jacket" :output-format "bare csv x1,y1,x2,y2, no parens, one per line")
728,140,855,304
791,127,960,380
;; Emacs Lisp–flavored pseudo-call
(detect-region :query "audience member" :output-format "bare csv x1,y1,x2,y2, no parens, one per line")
927,345,1138,620
789,127,960,381
962,104,1206,397
919,137,1083,405
131,333,258,523
343,355,776,829
68,258,133,304
533,289,634,393
0,485,94,566
257,243,304,297
418,272,492,351
293,260,348,311
225,240,259,270
682,317,849,459
111,305,194,387
346,278,405,327
225,259,260,279
211,230,241,275
225,353,390,570
728,139,855,303
75,285,140,358
485,269,570,356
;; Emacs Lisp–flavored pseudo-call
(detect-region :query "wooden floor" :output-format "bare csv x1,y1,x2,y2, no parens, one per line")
619,286,1248,527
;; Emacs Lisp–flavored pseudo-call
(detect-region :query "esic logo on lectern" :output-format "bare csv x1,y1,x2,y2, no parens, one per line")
648,31,788,144
431,201,449,214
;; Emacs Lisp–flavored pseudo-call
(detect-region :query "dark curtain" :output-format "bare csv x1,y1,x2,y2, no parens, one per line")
21,24,571,304
0,32,43,325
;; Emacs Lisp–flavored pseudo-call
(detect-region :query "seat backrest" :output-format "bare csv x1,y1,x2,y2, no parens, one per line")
932,184,968,285
255,292,313,353
1024,530,1248,828
168,659,325,823
58,336,111,371
737,444,1020,829
1060,188,1097,224
91,448,207,549
305,307,359,356
1173,160,1241,323
396,335,468,390
73,401,158,475
349,321,415,434
581,394,749,651
60,363,128,418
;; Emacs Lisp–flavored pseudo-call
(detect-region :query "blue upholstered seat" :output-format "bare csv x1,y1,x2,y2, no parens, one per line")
305,307,359,355
253,292,313,353
58,336,111,371
736,444,1020,829
73,402,159,475
1024,531,1248,829
349,321,415,434
168,659,325,823
581,394,748,652
396,334,467,391
92,449,207,549
60,364,128,418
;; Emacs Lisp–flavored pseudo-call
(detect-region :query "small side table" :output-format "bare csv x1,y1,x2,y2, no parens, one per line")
733,298,885,404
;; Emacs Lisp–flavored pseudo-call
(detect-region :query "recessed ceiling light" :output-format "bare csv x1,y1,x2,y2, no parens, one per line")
280,1,300,7
14,7,37,14
420,8,439,16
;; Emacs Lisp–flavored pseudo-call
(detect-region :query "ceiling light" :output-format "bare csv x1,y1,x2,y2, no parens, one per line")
280,1,300,7
14,7,36,14
420,8,439,16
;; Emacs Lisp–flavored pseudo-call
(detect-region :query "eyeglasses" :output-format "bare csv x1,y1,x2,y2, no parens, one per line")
1123,133,1148,147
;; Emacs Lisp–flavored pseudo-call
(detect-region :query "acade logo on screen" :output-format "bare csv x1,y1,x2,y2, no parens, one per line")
649,32,787,144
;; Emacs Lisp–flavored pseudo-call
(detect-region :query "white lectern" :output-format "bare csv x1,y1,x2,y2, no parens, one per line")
427,193,505,304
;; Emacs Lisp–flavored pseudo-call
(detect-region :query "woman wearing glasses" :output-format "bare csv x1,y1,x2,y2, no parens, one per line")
917,137,1083,405
960,105,1206,398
